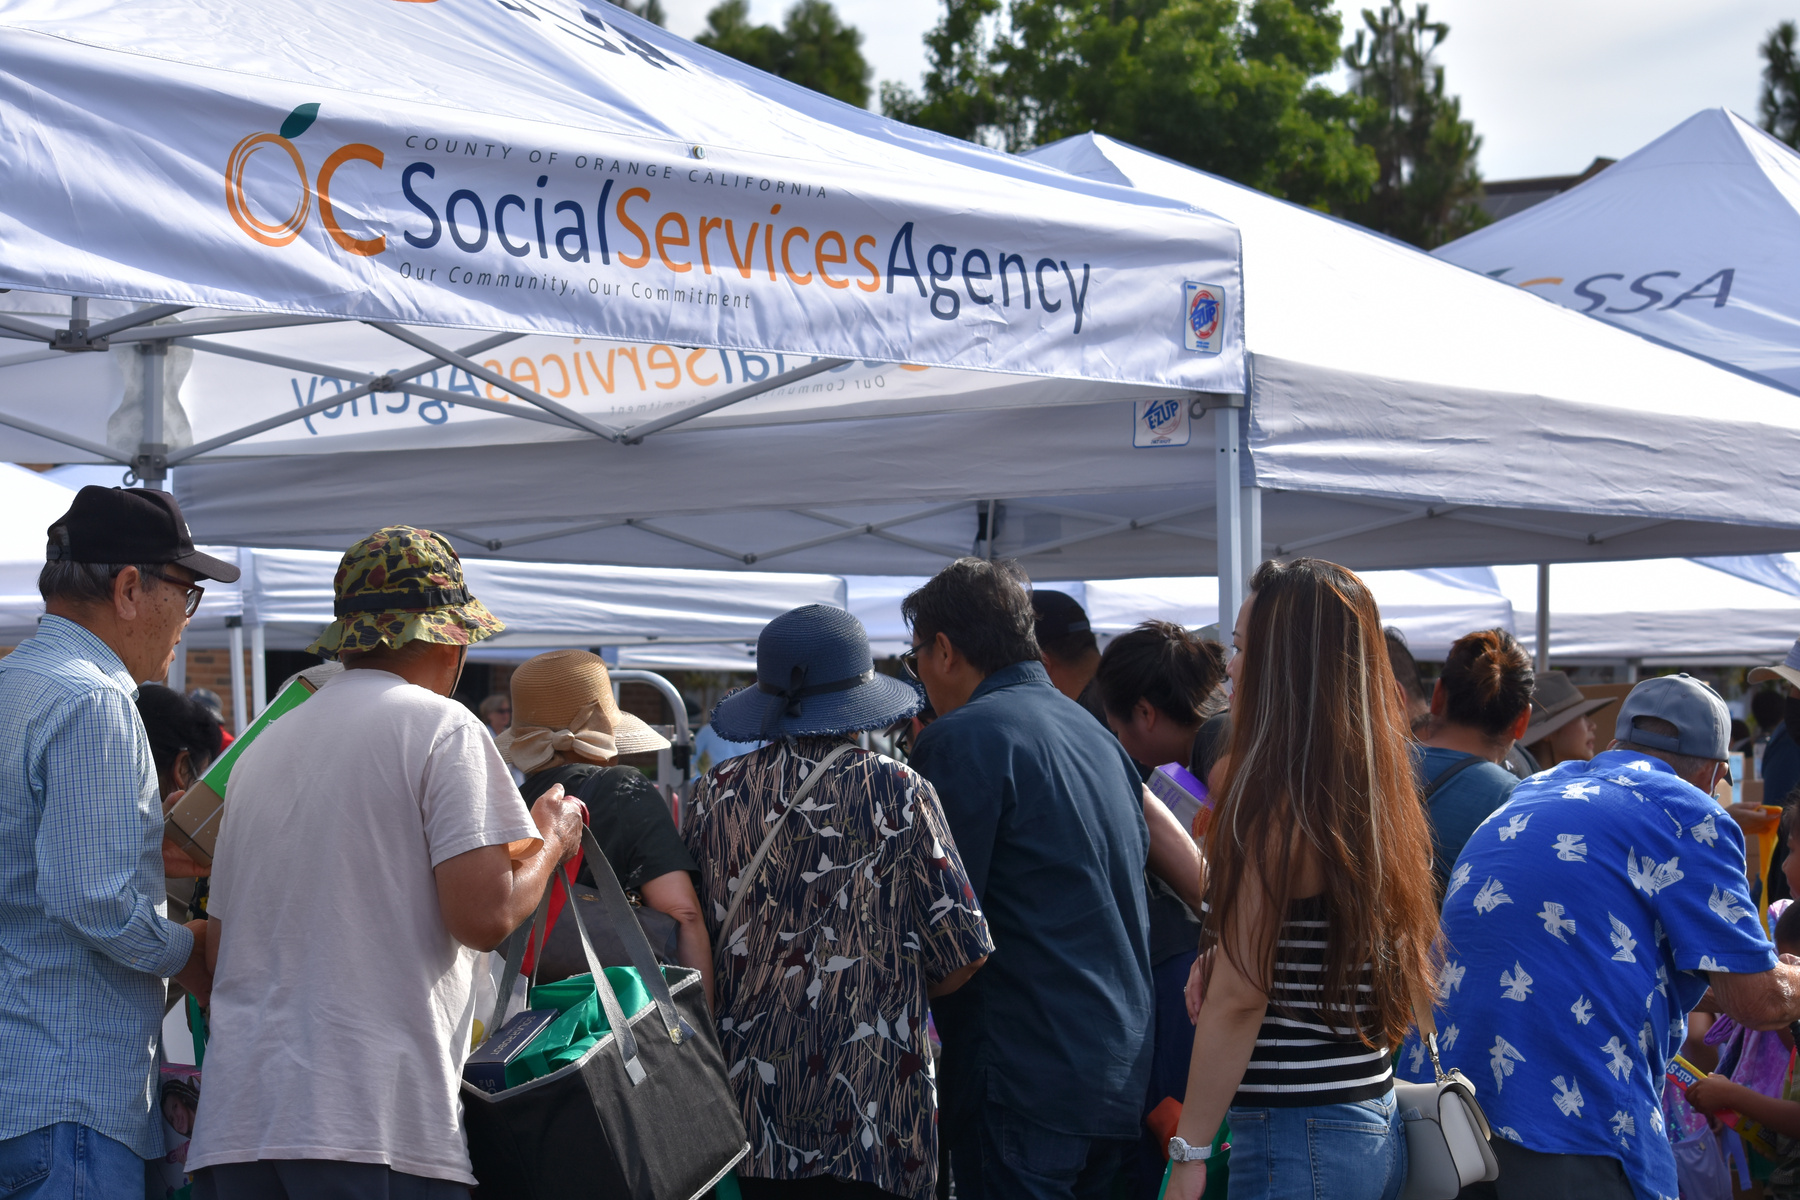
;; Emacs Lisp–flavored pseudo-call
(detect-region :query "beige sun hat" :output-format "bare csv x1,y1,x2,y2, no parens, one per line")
1522,670,1615,745
496,649,671,771
1750,639,1800,692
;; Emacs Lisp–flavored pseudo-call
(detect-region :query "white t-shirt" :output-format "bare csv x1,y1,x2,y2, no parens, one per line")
187,668,539,1183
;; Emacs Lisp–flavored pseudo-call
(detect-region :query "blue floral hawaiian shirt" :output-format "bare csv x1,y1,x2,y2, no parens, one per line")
1398,750,1777,1200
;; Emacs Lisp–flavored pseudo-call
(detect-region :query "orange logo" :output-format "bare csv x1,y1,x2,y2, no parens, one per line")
226,103,386,257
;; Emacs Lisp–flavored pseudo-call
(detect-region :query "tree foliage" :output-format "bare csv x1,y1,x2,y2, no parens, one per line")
618,0,667,26
881,0,1377,212
1340,2,1485,248
698,0,873,108
1762,20,1800,148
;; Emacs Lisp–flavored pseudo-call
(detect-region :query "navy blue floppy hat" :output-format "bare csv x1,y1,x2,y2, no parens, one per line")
711,604,922,741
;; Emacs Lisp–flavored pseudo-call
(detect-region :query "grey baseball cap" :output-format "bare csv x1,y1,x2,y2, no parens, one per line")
1614,673,1731,761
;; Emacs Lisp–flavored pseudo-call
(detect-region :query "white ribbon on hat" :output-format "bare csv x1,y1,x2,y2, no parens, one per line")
495,699,617,771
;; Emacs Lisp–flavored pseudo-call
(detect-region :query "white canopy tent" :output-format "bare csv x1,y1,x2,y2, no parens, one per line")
0,462,841,723
1495,559,1800,667
0,0,1248,599
1017,134,1800,603
163,129,1800,630
1436,109,1800,392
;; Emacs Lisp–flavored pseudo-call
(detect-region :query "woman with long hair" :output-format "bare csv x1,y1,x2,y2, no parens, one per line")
1165,558,1440,1200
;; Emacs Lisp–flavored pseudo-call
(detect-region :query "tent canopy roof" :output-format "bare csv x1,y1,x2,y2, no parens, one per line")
0,0,1242,390
1437,108,1800,391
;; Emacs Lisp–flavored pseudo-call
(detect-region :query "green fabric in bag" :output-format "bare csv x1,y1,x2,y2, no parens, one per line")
506,968,660,1090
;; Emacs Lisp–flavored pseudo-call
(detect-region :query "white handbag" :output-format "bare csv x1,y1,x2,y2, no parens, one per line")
1395,983,1500,1199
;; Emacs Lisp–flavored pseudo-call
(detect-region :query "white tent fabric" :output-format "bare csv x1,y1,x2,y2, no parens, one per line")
242,547,843,652
0,0,1242,391
1018,135,1800,568
1437,109,1800,391
162,130,1800,584
1497,559,1800,665
1694,555,1800,598
842,571,1513,662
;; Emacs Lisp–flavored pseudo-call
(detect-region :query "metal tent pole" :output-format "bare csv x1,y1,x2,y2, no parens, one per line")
1535,563,1550,674
1241,480,1262,595
227,617,247,735
251,623,268,717
1214,398,1247,627
137,341,168,488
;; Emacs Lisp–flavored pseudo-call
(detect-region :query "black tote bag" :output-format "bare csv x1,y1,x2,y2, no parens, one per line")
462,827,748,1200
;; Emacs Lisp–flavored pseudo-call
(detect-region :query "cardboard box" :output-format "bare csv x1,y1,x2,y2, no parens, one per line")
163,664,337,866
464,1008,558,1095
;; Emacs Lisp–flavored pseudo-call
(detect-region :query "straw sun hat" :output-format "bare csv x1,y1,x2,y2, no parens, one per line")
497,649,670,771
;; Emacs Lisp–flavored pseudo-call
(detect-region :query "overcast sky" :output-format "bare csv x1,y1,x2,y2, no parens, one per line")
657,0,1794,180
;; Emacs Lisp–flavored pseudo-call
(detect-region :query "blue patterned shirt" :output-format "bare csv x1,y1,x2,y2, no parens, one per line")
0,615,193,1156
1398,750,1776,1200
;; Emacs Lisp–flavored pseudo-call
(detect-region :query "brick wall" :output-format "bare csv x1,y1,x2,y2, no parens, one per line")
181,647,256,731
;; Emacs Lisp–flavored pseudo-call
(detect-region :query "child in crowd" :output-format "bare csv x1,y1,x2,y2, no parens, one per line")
1684,902,1800,1195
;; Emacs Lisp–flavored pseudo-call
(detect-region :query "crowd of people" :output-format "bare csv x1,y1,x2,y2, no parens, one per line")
6,484,1800,1200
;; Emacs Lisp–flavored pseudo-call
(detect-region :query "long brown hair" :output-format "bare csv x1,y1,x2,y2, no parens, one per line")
1203,558,1438,1048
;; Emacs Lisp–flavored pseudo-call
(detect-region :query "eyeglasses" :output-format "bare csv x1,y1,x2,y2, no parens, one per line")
900,646,921,681
140,567,205,617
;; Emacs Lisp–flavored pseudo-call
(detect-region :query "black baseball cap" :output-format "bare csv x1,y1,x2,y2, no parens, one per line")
46,486,240,583
1031,589,1091,639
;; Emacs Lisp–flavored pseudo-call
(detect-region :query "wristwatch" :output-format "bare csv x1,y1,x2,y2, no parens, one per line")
1168,1136,1222,1162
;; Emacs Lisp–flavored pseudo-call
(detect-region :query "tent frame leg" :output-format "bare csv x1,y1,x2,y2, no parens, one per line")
227,616,247,736
137,340,167,488
1536,563,1550,674
251,623,268,717
1212,396,1248,627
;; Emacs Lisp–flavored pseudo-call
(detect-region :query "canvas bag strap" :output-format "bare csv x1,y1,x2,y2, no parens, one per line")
487,883,553,1041
557,861,650,1085
574,821,692,1046
716,742,856,951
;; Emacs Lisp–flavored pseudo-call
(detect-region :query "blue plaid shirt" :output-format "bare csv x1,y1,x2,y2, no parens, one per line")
0,615,193,1156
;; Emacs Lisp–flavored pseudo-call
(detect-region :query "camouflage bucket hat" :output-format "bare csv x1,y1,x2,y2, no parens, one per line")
306,526,504,659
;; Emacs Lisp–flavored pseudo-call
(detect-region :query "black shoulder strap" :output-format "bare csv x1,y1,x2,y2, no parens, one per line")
1422,753,1487,801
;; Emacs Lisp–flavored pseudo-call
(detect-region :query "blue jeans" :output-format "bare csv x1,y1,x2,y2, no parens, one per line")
1225,1092,1406,1200
947,1101,1135,1200
0,1123,145,1200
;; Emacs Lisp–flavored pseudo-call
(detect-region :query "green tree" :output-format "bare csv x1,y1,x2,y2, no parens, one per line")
881,0,1376,212
1761,20,1800,148
1341,2,1486,248
698,0,873,108
618,0,666,26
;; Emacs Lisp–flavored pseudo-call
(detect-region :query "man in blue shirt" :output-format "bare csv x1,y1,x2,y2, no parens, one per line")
903,558,1153,1200
1399,674,1800,1200
0,487,238,1197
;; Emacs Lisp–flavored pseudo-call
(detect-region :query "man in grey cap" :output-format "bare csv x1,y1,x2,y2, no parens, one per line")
1396,672,1800,1200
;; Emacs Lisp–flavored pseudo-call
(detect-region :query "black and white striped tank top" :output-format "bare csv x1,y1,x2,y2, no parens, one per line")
1235,895,1393,1107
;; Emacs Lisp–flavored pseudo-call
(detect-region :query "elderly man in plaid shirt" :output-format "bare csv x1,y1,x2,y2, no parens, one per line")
0,487,238,1198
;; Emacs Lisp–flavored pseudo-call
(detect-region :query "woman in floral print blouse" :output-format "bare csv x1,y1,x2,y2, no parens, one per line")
685,605,993,1200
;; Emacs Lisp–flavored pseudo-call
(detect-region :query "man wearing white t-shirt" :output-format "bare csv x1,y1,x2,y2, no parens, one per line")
187,527,583,1199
